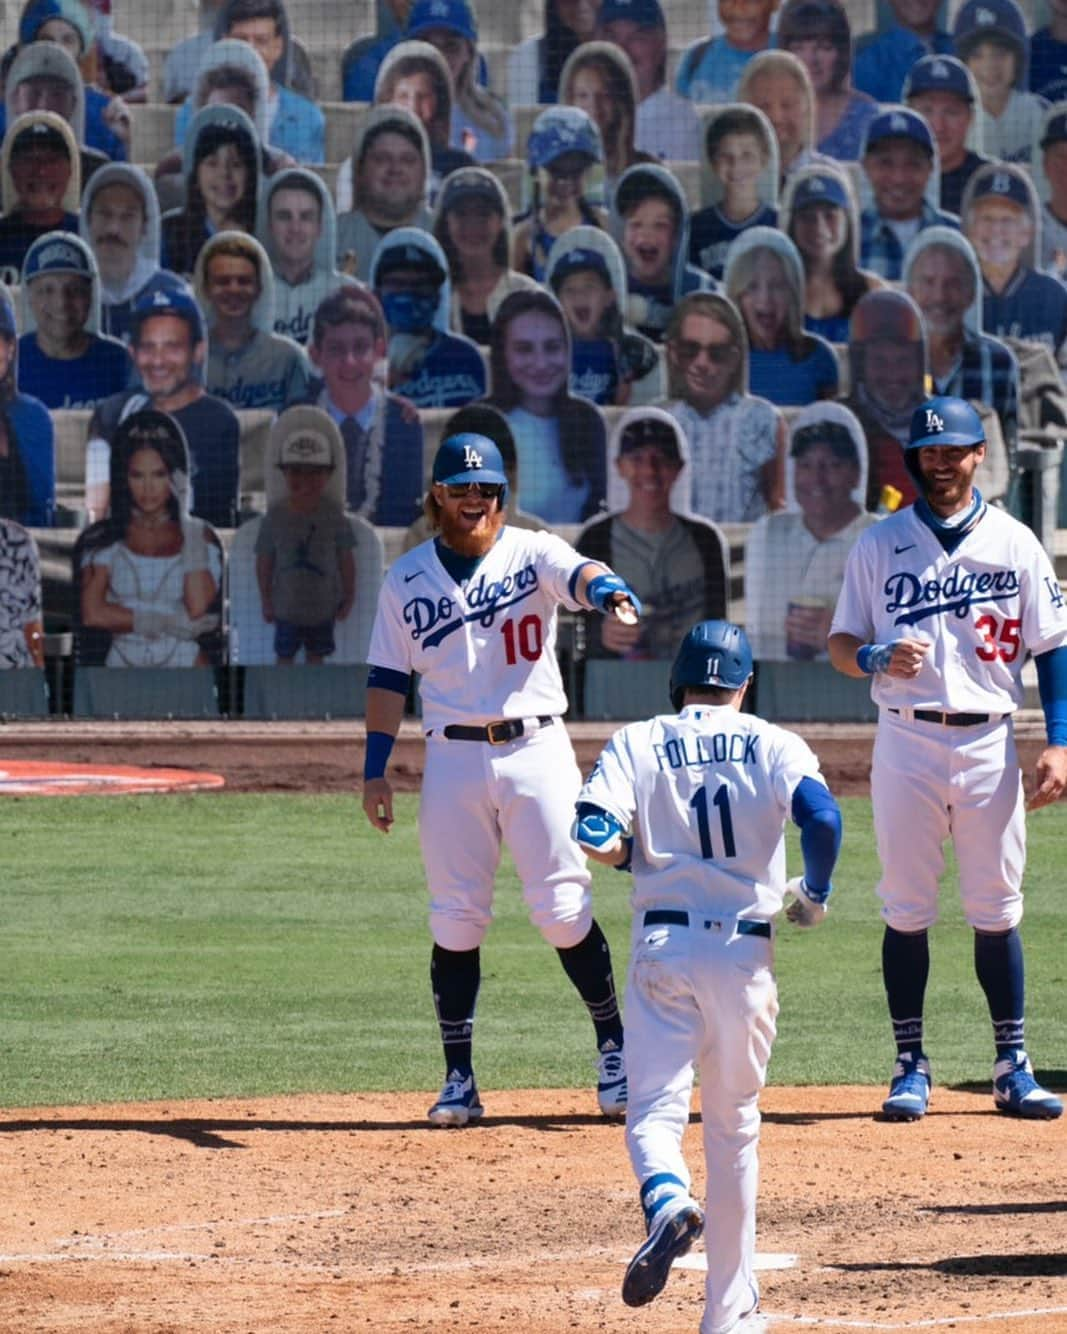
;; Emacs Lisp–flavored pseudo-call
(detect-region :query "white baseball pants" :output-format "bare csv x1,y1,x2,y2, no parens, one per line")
418,722,593,951
870,712,1025,933
624,914,778,1334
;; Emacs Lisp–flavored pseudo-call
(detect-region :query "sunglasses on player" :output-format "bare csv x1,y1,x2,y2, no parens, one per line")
442,482,504,499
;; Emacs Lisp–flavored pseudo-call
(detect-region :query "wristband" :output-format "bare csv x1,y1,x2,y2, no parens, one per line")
363,731,395,781
856,642,893,675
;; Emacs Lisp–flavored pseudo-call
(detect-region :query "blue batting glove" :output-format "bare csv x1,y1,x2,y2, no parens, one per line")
573,801,624,854
586,572,643,618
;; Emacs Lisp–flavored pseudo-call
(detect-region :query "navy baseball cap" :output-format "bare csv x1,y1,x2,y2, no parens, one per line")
23,234,92,282
864,108,935,157
550,246,611,287
374,242,446,284
791,171,850,212
1041,111,1067,149
433,432,508,486
11,119,69,156
598,0,666,28
905,54,974,103
618,414,682,461
406,0,477,43
131,284,205,342
438,169,503,212
908,396,984,449
969,167,1030,210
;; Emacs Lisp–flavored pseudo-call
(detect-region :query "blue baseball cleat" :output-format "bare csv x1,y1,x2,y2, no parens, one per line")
882,1051,932,1121
622,1198,705,1307
993,1051,1064,1120
428,1070,484,1127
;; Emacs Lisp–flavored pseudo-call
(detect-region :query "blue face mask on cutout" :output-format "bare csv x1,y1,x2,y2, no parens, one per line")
380,290,438,333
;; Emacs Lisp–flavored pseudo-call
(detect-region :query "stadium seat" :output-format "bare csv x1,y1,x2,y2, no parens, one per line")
754,660,877,722
323,102,368,168
512,105,544,156
112,0,200,49
241,664,369,717
486,158,524,211
73,666,221,718
308,49,344,102
52,409,92,507
0,669,50,719
128,103,178,169
583,658,674,720
236,408,275,508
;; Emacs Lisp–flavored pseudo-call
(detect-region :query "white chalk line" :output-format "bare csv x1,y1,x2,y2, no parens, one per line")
1,1223,1065,1329
755,1311,1067,1329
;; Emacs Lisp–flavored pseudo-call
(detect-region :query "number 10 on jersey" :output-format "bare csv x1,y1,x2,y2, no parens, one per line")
690,783,737,859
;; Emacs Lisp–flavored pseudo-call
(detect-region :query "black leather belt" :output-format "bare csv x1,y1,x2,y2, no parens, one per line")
643,909,771,938
442,716,555,745
889,708,997,726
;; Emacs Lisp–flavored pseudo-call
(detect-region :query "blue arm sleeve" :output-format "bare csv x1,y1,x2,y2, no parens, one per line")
1035,645,1067,747
791,777,843,898
366,665,411,695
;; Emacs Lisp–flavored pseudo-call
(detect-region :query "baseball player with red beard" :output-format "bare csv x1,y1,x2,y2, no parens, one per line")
362,432,641,1126
829,395,1067,1122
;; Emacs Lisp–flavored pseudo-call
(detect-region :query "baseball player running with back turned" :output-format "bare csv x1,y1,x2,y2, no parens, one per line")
829,395,1067,1122
362,432,642,1126
576,620,843,1333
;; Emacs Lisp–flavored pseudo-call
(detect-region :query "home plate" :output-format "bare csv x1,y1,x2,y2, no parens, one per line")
0,761,226,796
674,1252,798,1272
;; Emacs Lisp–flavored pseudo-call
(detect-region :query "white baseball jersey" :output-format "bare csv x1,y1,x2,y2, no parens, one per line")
579,704,827,921
367,527,588,730
832,505,1067,712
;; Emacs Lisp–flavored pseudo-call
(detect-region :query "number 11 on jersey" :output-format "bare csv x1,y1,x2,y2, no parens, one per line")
690,783,737,859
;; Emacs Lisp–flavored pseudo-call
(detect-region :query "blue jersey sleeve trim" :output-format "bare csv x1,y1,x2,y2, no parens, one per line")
366,665,411,695
791,777,842,896
1035,645,1067,747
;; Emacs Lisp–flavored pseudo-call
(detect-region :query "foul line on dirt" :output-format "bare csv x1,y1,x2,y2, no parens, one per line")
762,1309,1067,1329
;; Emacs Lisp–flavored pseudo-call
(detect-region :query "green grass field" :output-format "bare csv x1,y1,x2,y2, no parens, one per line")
2,794,1064,1108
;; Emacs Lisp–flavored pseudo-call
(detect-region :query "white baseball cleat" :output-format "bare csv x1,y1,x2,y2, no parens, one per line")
596,1041,627,1118
427,1070,484,1127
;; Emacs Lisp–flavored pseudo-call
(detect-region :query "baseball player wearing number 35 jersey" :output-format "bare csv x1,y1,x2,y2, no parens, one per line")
830,396,1067,1121
576,620,843,1333
362,432,642,1126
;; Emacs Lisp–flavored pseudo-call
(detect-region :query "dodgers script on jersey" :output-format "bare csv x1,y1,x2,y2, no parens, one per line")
579,705,826,921
367,526,586,729
832,506,1067,712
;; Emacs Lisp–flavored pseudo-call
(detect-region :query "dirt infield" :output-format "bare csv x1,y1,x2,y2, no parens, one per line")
0,715,1056,798
1,1086,1065,1333
1,721,1064,1331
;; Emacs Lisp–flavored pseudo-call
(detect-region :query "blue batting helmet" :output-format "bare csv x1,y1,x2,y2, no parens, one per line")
432,432,509,501
669,620,753,711
908,396,985,450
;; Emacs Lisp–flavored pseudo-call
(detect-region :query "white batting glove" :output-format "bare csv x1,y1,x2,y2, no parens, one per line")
784,876,828,929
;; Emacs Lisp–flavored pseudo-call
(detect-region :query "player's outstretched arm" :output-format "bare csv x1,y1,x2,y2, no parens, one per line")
361,684,407,832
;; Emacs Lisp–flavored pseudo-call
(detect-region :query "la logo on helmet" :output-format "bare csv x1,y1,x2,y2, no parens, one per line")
925,409,945,433
464,444,484,469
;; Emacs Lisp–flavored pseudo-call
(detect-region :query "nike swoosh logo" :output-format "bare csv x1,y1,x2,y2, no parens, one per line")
403,570,424,583
894,544,916,554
